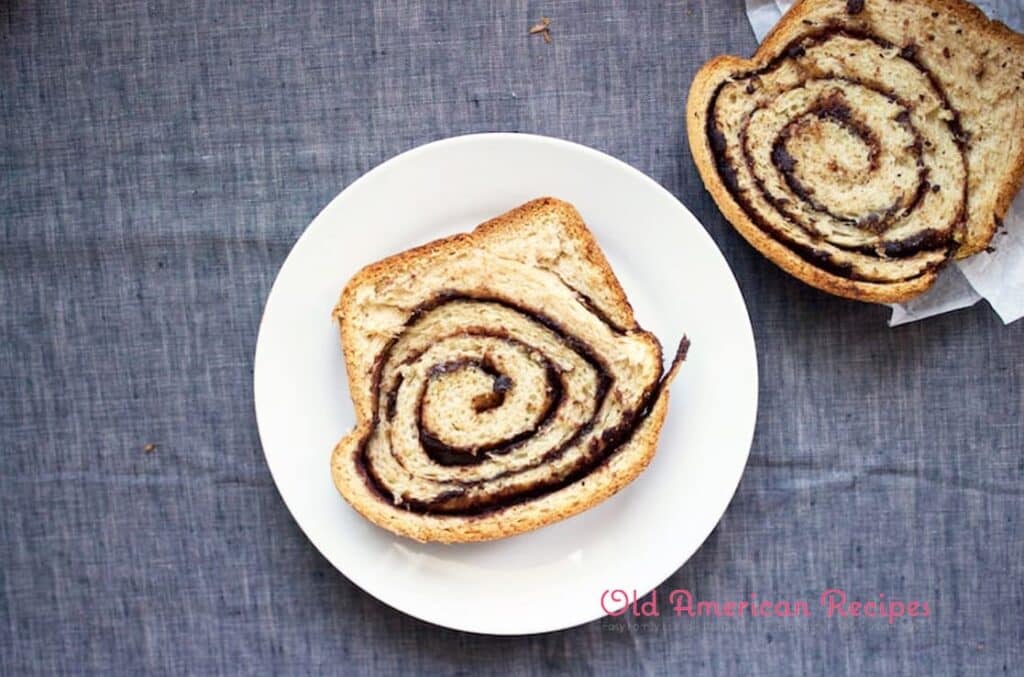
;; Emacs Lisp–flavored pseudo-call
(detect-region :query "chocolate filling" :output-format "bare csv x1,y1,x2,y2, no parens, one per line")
705,27,968,282
355,293,678,516
414,354,565,466
762,90,927,238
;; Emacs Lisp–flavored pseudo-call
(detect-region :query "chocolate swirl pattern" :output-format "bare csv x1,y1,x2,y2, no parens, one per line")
331,199,687,543
711,31,965,289
688,0,1024,303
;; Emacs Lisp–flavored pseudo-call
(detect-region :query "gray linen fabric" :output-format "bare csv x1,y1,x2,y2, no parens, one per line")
2,1,1022,674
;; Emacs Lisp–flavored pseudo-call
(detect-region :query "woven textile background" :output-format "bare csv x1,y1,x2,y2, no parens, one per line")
2,1,1022,674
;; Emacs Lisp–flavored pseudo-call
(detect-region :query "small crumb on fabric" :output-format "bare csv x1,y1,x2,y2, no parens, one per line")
528,16,552,43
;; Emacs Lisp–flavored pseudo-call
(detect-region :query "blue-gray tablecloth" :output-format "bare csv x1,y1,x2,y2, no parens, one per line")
2,1,1022,674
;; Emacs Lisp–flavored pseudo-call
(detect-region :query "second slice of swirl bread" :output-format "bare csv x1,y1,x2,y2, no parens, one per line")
687,0,1024,303
331,198,688,543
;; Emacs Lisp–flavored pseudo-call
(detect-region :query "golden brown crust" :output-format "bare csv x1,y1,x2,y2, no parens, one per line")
329,198,678,543
686,0,1024,303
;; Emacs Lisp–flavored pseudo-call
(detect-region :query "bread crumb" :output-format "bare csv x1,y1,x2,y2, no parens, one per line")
528,16,552,43
143,443,157,453
528,16,550,34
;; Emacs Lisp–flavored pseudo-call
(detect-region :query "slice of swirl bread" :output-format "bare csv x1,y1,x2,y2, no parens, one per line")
687,0,1024,303
331,198,687,543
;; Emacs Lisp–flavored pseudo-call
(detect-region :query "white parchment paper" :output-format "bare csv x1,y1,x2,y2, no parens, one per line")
743,0,1022,325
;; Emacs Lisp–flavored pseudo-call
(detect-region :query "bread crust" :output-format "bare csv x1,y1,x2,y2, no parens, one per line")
330,198,680,543
687,0,1024,303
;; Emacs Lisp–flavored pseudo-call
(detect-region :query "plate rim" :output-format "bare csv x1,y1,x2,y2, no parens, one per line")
253,132,758,635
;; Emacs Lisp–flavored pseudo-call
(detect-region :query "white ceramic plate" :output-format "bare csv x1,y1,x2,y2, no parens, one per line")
254,133,757,635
